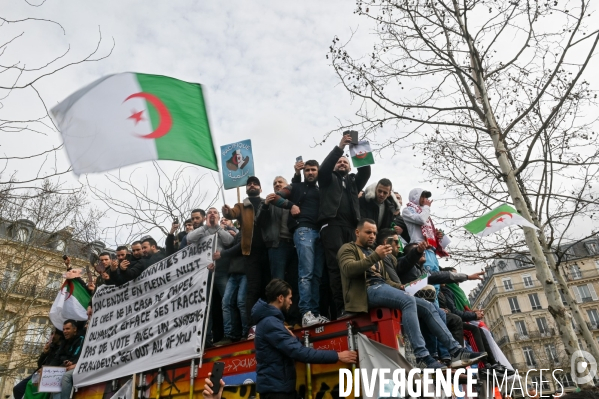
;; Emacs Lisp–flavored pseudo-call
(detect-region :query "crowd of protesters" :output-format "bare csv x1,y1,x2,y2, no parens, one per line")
15,131,512,399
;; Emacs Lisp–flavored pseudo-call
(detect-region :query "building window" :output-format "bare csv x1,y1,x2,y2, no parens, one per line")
545,344,559,364
570,264,582,280
575,284,598,303
515,258,524,268
0,315,15,353
15,228,29,242
560,373,576,388
1,262,21,289
536,317,549,334
587,309,599,329
23,317,51,354
523,346,537,367
559,289,568,305
503,278,514,291
508,297,521,313
529,293,542,310
515,320,528,337
46,272,62,290
497,260,507,269
531,375,550,390
523,274,533,287
56,239,66,252
585,242,599,255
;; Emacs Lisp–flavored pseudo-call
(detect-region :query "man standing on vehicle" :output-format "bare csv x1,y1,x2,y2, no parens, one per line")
252,279,356,399
318,131,371,319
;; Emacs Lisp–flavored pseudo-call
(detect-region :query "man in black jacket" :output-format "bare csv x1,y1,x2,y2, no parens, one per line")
439,283,502,370
359,178,397,231
13,330,64,399
107,245,140,286
267,159,327,327
396,243,483,287
52,320,85,399
318,132,371,318
124,237,166,281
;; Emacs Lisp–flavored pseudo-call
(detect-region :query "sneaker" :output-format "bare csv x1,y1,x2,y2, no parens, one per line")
416,355,448,370
450,349,487,367
302,311,321,327
214,337,233,347
316,314,330,324
247,325,256,340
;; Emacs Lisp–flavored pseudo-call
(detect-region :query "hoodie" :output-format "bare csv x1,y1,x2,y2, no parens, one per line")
401,188,431,244
251,299,338,394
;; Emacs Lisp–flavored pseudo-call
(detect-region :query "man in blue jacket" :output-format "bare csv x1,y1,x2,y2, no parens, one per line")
252,279,357,399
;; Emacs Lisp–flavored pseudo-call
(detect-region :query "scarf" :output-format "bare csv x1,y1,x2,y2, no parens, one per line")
405,201,449,257
446,282,471,311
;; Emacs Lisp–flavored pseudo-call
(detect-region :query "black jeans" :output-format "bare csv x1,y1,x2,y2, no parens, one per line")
245,247,269,327
320,224,356,317
463,323,497,364
445,312,465,344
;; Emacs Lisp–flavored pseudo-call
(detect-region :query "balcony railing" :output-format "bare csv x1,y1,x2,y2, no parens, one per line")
566,268,599,281
479,281,540,307
513,328,556,341
496,336,510,346
511,362,538,371
22,342,45,355
0,279,59,301
0,340,15,353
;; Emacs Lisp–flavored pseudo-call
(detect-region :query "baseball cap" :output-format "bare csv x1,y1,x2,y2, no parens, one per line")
247,176,261,186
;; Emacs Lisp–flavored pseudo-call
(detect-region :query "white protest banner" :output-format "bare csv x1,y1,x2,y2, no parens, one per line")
38,366,67,393
73,234,215,388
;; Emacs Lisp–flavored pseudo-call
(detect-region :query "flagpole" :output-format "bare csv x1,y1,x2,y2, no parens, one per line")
201,82,227,207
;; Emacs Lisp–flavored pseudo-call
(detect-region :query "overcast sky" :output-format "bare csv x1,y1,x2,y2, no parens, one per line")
2,1,598,295
2,2,420,228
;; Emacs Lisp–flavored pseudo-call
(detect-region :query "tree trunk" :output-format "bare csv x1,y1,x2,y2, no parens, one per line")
452,0,592,387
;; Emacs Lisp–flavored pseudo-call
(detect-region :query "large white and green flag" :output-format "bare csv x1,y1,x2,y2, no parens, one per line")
49,277,91,330
51,73,218,175
464,204,538,237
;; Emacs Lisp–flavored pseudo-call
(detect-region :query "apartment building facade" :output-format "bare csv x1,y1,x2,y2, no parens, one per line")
468,238,599,392
0,218,109,398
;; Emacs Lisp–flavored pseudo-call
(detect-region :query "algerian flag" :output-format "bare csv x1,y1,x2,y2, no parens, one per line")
49,277,91,330
464,204,538,237
51,73,218,176
349,140,374,168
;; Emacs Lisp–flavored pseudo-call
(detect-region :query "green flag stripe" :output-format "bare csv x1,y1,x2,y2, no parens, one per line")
136,73,218,171
71,279,91,305
352,153,374,168
463,204,517,234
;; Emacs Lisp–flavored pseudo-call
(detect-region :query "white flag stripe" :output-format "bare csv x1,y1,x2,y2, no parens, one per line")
51,73,157,175
112,378,133,399
477,213,538,237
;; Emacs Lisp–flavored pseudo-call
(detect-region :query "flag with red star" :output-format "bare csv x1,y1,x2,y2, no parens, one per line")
51,73,218,175
464,204,538,237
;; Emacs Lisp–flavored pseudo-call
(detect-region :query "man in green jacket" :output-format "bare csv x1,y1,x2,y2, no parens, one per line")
337,218,486,369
